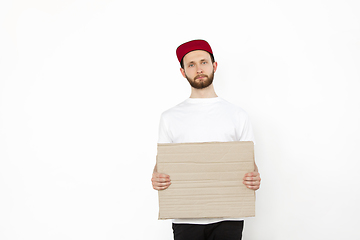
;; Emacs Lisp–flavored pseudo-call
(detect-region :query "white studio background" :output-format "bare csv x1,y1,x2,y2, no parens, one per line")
0,0,359,239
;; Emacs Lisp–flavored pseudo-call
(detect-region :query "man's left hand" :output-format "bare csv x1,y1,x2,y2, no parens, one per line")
243,172,261,190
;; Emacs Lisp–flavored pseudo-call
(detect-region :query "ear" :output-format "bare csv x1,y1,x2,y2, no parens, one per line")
213,62,218,73
180,68,186,78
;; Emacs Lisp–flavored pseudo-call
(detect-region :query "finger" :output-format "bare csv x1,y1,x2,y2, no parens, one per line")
152,172,170,178
152,178,171,186
243,181,260,189
158,173,170,178
243,180,260,186
154,181,171,187
154,183,171,190
244,172,255,177
243,176,253,181
247,185,260,190
243,176,259,181
153,173,170,182
243,181,255,186
245,172,260,177
153,177,171,183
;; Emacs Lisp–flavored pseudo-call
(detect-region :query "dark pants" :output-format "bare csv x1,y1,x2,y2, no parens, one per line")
172,220,244,240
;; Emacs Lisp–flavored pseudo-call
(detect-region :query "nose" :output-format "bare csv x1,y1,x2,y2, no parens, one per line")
196,65,203,74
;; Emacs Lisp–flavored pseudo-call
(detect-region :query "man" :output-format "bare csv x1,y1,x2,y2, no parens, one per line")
151,39,261,240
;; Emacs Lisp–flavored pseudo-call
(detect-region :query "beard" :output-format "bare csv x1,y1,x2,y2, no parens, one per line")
185,69,214,89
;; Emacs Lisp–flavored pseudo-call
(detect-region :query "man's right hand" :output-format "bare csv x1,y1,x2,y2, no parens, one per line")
151,172,171,190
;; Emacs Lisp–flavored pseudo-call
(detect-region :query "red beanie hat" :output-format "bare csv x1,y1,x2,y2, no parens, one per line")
176,39,213,63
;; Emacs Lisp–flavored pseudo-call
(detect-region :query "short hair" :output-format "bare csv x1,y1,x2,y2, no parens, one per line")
180,52,215,69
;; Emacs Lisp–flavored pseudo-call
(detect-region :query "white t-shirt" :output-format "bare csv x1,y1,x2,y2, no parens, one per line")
157,97,255,224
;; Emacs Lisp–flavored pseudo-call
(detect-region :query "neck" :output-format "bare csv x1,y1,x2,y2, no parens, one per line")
190,84,218,98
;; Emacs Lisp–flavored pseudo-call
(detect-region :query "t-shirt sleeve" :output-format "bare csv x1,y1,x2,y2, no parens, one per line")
238,111,256,144
157,113,172,143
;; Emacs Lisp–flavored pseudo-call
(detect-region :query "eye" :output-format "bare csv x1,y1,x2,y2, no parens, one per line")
189,64,194,67
202,61,207,64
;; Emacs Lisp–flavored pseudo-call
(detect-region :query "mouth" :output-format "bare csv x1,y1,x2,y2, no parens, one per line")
195,75,207,80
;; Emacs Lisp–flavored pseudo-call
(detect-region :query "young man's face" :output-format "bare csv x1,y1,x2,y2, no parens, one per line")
180,50,218,89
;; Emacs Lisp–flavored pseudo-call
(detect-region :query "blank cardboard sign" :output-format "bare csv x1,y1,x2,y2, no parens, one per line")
157,141,255,220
